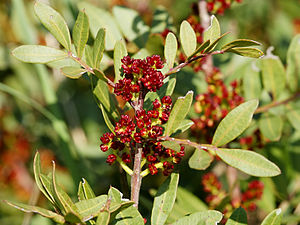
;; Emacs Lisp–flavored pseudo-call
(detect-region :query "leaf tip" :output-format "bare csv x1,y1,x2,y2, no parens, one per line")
276,208,282,215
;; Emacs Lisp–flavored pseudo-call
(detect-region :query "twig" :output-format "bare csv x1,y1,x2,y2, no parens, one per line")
165,50,224,77
130,92,145,208
68,51,115,88
255,92,300,114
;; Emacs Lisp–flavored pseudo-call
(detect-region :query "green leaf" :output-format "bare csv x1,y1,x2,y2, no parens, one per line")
33,152,56,206
108,186,122,204
73,10,89,58
164,91,193,136
64,212,82,224
167,187,207,223
39,174,58,208
93,28,106,69
112,6,150,48
173,119,194,135
259,114,283,141
61,66,86,79
114,40,127,83
212,99,258,147
242,64,262,100
12,45,67,64
225,207,247,225
78,178,96,201
75,195,108,221
34,2,71,50
203,16,220,44
4,201,65,224
188,40,210,60
161,141,181,152
78,2,123,50
188,149,213,170
286,105,300,131
51,163,80,217
180,20,197,57
222,39,261,51
93,79,119,121
93,69,110,83
113,205,144,225
96,210,110,225
100,104,115,133
286,34,300,92
216,148,281,177
151,173,179,225
164,32,178,69
173,210,222,225
227,47,264,58
261,55,286,100
261,209,282,225
204,32,229,53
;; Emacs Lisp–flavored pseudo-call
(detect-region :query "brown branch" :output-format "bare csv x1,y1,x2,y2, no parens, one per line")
164,50,224,77
158,136,218,154
68,51,115,88
255,92,300,114
130,90,145,208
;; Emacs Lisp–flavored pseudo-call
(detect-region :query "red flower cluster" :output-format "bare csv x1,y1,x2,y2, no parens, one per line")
191,68,244,141
100,95,185,175
114,55,164,101
202,172,226,206
207,0,242,15
241,180,264,211
202,172,264,221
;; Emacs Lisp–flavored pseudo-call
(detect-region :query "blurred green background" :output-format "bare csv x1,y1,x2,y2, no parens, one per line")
1,0,300,224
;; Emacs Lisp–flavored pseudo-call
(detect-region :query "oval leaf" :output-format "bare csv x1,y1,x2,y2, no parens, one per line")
12,45,67,64
259,114,283,141
93,28,106,69
151,173,179,225
261,208,282,225
173,210,222,225
189,149,213,170
34,2,71,50
4,201,65,224
96,210,110,225
227,47,264,58
286,34,300,92
225,207,248,225
113,205,144,225
261,56,286,100
164,91,193,136
165,32,178,69
93,79,120,121
216,148,281,177
78,2,123,51
203,15,220,44
73,10,89,58
114,40,127,82
180,20,197,57
61,66,86,79
222,39,261,51
212,100,258,147
286,105,300,131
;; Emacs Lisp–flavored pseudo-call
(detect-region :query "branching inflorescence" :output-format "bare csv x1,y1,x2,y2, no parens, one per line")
100,55,185,176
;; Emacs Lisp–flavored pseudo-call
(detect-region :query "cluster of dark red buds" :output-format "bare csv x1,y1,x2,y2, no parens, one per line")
207,0,242,15
100,93,185,175
114,55,164,101
241,180,264,211
202,173,226,207
202,172,264,222
191,68,244,141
